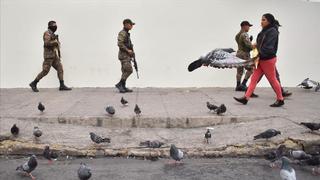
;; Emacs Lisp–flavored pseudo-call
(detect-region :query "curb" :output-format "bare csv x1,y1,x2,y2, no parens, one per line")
1,138,318,158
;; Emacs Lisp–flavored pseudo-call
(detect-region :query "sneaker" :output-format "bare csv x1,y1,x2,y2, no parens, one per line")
270,100,284,107
282,90,292,97
251,92,259,98
233,97,248,105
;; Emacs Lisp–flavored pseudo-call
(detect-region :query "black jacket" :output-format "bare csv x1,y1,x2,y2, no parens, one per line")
256,26,279,60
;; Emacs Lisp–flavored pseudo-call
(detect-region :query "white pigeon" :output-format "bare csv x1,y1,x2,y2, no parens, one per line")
280,157,296,180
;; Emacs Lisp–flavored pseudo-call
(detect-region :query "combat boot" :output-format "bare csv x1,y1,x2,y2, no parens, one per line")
123,81,133,93
59,80,72,91
29,80,39,92
235,84,247,91
115,80,126,93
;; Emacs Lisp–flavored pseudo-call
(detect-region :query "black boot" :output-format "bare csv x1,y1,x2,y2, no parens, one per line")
123,80,133,93
242,79,248,87
235,84,247,91
233,97,248,105
59,80,72,91
235,81,241,91
29,80,39,92
115,79,126,93
270,100,284,107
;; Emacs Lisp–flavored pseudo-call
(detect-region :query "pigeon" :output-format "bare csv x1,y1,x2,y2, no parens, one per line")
38,102,45,112
300,122,320,131
16,155,38,180
89,132,110,144
105,106,115,115
216,104,227,115
78,162,92,180
264,145,286,161
170,144,184,163
121,97,128,106
204,129,211,144
297,78,320,92
139,140,164,148
188,48,257,72
43,146,58,164
254,129,281,140
33,126,42,138
206,102,218,111
11,124,19,136
289,150,312,160
280,156,296,180
299,155,320,166
134,104,141,115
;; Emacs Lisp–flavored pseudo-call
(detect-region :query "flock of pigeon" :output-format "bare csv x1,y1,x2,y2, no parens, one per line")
9,116,320,180
105,97,141,116
6,78,320,180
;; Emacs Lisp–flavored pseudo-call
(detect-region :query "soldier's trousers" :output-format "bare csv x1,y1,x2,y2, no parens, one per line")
36,58,64,81
120,58,133,80
236,65,253,82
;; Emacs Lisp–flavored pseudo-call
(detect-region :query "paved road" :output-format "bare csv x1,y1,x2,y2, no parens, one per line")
0,157,318,180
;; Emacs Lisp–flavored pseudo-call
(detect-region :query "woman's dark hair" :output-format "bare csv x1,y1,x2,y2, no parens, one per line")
263,13,281,28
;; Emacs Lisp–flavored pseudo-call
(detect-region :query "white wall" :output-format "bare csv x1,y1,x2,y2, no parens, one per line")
1,0,319,88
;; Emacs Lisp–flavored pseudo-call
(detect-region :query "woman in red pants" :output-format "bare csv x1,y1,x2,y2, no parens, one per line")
234,13,284,107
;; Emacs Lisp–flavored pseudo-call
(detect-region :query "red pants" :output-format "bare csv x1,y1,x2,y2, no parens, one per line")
245,57,284,100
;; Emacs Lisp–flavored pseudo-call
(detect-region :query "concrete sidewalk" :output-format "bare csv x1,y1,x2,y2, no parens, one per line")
0,87,319,157
0,87,319,128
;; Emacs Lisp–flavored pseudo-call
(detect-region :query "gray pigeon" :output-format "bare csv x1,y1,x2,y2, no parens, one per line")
188,48,257,71
89,132,110,144
298,155,320,166
11,124,19,136
105,106,115,115
16,155,37,180
264,144,286,161
300,122,320,131
254,129,281,140
289,150,312,160
43,146,58,164
121,97,128,106
78,162,92,180
33,126,42,138
170,144,184,162
134,104,141,115
297,78,320,91
38,102,45,112
206,102,218,111
216,104,227,115
280,156,296,180
205,129,211,144
139,140,164,148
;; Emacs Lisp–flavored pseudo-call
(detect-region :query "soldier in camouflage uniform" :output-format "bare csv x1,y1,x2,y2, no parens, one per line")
115,19,135,93
235,21,256,94
29,21,71,92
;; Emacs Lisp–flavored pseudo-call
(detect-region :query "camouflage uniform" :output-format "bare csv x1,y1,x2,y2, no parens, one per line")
118,29,133,80
35,29,64,81
235,30,253,83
